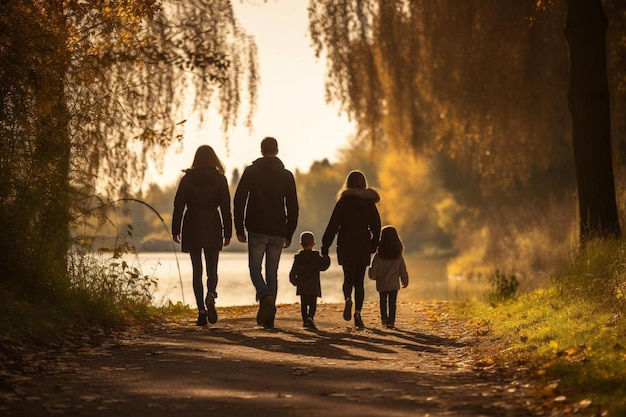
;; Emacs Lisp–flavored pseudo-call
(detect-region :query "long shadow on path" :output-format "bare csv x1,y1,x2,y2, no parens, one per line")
2,304,542,417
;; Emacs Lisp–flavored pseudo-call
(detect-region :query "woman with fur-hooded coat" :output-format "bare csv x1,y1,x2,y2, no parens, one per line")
322,170,381,328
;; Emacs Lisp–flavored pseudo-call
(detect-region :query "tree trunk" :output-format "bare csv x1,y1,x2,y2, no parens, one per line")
27,3,72,292
565,0,621,242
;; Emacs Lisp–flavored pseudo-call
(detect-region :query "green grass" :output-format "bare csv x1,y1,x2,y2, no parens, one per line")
3,236,626,415
456,238,626,415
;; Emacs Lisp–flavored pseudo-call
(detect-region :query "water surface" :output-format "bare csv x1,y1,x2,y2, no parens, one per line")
129,251,488,307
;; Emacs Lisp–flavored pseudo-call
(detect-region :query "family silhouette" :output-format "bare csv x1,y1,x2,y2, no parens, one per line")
172,138,409,329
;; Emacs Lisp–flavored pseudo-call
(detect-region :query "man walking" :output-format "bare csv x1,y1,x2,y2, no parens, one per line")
234,137,299,328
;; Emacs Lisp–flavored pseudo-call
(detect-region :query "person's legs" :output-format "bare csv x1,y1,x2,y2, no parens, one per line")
309,297,317,319
379,291,389,324
353,264,367,312
264,235,284,302
300,296,308,323
204,248,220,324
342,264,355,301
301,294,317,328
247,232,270,301
248,233,281,327
387,290,398,326
189,248,207,326
189,248,205,310
204,248,219,299
344,264,366,328
342,264,355,321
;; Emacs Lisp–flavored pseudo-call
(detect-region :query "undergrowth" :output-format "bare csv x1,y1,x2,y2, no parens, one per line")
0,220,191,346
459,238,626,416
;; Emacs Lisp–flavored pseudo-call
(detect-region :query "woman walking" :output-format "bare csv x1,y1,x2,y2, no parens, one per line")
172,145,232,326
322,170,381,328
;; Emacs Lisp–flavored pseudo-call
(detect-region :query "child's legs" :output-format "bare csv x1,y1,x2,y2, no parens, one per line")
299,296,308,321
301,294,317,318
387,290,399,323
379,291,389,320
308,296,317,318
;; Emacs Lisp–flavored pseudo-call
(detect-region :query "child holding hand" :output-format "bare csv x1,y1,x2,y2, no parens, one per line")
368,226,409,329
289,231,331,329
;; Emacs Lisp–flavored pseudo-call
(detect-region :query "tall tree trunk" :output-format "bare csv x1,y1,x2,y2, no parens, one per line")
27,3,72,293
565,0,621,242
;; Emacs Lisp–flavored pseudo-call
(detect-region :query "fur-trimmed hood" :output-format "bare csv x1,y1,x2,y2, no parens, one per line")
339,188,381,204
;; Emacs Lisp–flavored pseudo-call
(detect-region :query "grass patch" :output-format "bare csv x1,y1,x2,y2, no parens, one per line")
456,238,626,415
0,246,193,347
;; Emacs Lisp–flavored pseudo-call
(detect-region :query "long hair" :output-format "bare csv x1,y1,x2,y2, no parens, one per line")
191,145,225,174
377,225,404,260
337,170,367,199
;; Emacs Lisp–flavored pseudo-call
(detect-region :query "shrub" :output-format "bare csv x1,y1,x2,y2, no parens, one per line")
487,268,519,302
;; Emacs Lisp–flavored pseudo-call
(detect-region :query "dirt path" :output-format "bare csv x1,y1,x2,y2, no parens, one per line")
1,302,564,416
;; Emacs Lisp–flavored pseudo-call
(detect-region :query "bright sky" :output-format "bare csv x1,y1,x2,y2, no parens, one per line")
146,0,354,188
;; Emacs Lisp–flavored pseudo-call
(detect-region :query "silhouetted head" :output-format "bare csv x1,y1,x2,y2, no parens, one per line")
378,225,404,259
261,136,278,156
345,170,367,189
300,231,315,250
191,145,225,174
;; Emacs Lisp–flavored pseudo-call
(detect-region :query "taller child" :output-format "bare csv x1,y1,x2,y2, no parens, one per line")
322,170,381,329
234,137,299,329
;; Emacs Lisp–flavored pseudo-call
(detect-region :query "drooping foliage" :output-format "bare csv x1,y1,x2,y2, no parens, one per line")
309,1,571,191
0,0,257,292
309,0,625,268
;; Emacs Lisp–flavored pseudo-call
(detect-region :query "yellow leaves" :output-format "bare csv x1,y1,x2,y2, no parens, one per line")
378,151,451,242
547,340,592,363
535,381,559,397
549,339,559,352
615,283,626,300
475,357,495,367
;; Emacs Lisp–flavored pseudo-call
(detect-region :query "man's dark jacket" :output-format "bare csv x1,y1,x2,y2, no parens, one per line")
233,156,299,241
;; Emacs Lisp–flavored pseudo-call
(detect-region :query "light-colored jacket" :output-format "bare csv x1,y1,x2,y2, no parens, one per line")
368,254,409,292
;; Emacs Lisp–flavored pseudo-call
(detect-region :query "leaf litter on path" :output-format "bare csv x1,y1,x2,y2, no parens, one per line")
0,302,580,416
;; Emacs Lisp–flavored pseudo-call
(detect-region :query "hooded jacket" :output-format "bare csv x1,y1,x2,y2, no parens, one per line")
289,249,331,297
233,156,299,241
172,167,232,252
322,188,381,265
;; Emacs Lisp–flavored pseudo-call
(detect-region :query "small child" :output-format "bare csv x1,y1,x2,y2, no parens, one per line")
289,231,331,329
368,225,409,329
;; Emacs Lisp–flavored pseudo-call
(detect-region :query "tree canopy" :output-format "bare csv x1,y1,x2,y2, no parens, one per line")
0,0,258,290
308,0,624,243
308,1,571,190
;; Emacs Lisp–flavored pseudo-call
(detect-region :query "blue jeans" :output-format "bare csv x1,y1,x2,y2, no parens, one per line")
247,232,284,301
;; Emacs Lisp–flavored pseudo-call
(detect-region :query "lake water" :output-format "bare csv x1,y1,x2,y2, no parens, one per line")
129,251,490,308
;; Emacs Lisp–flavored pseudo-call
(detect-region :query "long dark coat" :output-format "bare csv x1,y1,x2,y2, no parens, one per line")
289,250,331,297
322,188,381,266
172,167,232,253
